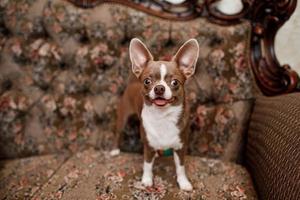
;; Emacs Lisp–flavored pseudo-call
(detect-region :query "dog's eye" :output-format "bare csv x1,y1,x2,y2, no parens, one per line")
144,78,152,85
171,79,179,87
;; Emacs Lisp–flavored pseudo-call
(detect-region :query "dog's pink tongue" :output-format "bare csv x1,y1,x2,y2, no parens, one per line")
154,99,167,106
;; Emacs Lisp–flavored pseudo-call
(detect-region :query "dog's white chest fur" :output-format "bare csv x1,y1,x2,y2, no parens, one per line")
141,104,183,150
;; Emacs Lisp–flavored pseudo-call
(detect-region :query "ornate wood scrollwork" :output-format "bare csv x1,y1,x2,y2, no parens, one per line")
66,0,204,20
205,0,252,25
247,0,299,95
66,0,299,95
65,0,252,22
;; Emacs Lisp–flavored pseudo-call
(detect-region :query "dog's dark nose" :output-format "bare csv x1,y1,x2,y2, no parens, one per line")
154,85,165,95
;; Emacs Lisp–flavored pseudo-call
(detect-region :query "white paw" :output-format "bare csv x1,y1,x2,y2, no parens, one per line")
109,148,120,157
178,177,193,191
141,175,153,187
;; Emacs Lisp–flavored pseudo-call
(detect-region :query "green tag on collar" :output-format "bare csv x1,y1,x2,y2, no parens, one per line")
162,148,173,157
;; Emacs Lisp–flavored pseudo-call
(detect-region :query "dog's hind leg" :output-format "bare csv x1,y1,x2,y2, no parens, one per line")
110,96,133,156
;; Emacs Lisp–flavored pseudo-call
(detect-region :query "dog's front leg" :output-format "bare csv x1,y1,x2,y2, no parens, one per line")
142,143,156,187
174,148,193,191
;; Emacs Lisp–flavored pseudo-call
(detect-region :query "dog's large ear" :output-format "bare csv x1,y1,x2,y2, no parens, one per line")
172,39,199,79
129,38,153,78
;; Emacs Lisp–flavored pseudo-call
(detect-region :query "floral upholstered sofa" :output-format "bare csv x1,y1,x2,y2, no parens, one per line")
0,0,299,199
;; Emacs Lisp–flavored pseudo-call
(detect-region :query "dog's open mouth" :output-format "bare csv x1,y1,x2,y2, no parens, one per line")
152,97,174,107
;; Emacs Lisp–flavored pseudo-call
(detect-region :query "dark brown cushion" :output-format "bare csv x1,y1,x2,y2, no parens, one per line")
246,93,300,200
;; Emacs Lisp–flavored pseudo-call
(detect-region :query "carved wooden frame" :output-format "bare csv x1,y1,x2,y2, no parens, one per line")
66,0,299,96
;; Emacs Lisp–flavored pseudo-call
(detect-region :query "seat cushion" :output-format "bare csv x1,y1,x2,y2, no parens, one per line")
0,148,257,199
0,153,69,199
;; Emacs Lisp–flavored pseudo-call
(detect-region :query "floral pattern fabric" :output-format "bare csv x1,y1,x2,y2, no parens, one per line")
0,0,254,160
22,149,255,199
0,153,68,199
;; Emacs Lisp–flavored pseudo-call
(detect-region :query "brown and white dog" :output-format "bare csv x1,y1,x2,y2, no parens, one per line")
111,38,199,191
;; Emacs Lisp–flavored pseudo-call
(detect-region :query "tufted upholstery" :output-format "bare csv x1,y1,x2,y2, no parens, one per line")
2,1,299,199
0,0,255,160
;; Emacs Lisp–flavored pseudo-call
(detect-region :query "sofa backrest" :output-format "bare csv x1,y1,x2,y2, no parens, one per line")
0,0,254,161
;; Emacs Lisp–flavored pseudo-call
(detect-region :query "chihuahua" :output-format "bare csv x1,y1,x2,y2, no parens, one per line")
111,38,199,191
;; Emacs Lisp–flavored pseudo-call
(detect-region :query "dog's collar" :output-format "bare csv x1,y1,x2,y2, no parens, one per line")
157,148,173,157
